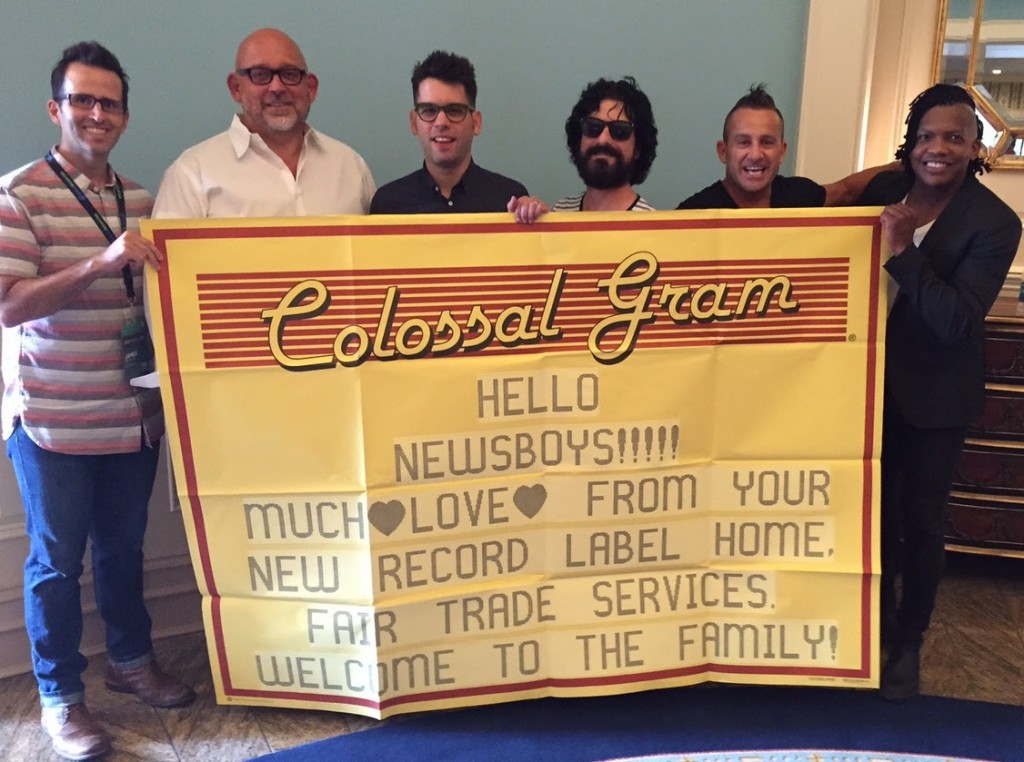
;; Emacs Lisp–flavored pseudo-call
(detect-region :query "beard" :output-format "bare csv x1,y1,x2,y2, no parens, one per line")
264,112,299,132
260,94,303,133
573,145,634,190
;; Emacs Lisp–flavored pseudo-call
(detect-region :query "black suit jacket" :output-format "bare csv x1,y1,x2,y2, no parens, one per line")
858,171,1022,428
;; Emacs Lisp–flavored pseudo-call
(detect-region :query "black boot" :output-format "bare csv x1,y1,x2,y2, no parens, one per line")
880,641,921,701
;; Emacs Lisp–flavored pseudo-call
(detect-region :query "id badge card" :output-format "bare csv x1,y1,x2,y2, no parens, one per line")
121,318,155,381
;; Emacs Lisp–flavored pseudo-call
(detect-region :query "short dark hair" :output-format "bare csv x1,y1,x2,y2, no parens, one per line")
895,83,988,176
723,83,784,141
51,41,130,110
411,51,477,107
565,76,658,185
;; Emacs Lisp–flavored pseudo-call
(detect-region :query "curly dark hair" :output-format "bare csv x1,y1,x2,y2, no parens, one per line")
51,41,129,110
411,50,477,107
564,76,657,184
895,83,988,176
723,83,783,141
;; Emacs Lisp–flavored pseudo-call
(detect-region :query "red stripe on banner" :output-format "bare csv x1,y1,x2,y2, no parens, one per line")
155,269,218,603
220,658,873,708
193,278,853,305
154,246,233,694
190,262,850,282
859,221,883,674
152,215,881,247
210,596,233,692
201,333,851,367
195,313,851,341
196,299,849,320
190,257,852,366
199,332,853,365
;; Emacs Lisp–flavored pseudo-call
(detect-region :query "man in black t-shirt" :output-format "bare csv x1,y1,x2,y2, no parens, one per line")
678,84,888,209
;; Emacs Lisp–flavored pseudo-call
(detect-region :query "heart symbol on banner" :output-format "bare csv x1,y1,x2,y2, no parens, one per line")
513,484,547,518
368,500,405,536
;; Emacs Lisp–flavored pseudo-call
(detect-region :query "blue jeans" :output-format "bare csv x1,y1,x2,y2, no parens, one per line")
8,425,160,707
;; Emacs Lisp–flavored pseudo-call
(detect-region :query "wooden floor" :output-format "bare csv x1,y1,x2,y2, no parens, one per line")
1,552,1022,761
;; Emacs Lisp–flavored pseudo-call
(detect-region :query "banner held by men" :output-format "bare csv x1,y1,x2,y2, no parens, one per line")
143,209,885,719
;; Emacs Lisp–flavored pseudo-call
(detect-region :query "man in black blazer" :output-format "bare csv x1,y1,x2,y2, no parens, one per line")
857,84,1022,700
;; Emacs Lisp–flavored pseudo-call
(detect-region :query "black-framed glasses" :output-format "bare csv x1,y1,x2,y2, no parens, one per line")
581,116,634,141
236,67,308,86
414,102,475,123
60,93,126,115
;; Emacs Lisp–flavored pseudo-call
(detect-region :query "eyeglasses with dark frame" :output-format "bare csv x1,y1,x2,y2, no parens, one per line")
235,67,308,86
580,116,635,141
60,93,126,115
414,102,475,123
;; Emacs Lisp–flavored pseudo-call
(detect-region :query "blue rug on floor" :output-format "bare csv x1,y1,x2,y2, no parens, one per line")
606,755,993,762
252,685,1024,762
609,756,994,762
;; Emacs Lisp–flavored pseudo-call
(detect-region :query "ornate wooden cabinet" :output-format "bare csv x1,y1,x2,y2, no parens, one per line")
945,295,1024,556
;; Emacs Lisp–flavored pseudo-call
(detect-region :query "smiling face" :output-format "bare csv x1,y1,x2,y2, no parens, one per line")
909,103,981,193
228,29,318,139
717,107,787,207
48,62,128,170
410,78,481,176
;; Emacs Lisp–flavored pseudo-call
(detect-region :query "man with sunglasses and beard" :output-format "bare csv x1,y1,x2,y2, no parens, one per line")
371,50,527,214
154,28,374,218
509,76,657,222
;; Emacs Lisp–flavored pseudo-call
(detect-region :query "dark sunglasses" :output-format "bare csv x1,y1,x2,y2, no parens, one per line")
581,116,634,141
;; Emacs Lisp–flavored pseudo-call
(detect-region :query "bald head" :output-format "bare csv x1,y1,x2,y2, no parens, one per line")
228,28,318,142
235,28,307,71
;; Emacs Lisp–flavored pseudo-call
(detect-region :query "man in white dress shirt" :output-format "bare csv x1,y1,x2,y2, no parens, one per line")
153,28,374,218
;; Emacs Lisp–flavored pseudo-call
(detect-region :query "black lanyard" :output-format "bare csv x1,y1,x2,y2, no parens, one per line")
45,151,134,301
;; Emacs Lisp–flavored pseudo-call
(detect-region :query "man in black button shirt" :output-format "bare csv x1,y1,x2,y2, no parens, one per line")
370,51,526,214
678,84,888,209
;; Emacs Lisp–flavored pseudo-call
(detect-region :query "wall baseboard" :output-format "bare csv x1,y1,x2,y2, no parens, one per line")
0,559,202,681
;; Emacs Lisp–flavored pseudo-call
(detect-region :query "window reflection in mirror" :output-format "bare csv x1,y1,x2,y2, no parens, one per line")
936,0,1024,167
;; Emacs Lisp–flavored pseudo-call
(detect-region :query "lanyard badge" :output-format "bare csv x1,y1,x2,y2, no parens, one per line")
46,151,153,381
121,317,155,381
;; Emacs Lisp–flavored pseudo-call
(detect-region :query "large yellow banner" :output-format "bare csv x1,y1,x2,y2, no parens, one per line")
143,209,886,719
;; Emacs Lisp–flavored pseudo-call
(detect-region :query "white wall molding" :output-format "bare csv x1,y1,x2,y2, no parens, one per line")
0,449,202,679
0,549,201,679
797,0,880,182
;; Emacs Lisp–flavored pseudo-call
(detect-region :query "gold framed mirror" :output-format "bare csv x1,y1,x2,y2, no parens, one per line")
934,0,1024,168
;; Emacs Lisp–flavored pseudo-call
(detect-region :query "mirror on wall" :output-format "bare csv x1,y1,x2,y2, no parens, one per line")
935,0,1024,168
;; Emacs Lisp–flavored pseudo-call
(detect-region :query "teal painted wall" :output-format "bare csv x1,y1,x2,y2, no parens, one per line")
0,0,810,210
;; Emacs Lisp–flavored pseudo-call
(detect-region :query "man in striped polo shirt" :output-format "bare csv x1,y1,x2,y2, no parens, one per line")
509,76,658,222
0,42,194,760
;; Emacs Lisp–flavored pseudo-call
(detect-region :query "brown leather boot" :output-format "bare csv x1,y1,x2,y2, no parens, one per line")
41,703,111,760
104,660,196,708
